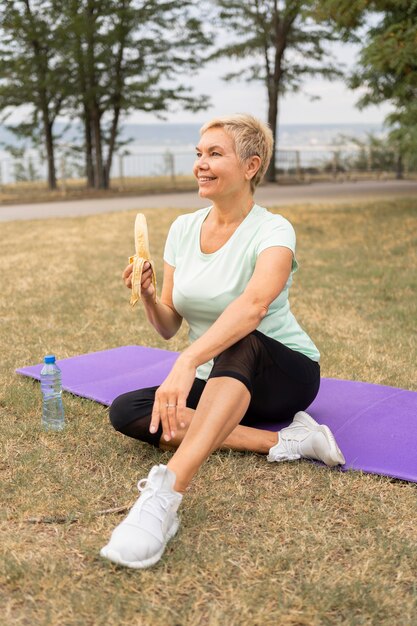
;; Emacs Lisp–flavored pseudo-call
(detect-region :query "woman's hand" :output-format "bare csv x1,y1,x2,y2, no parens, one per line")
122,261,155,300
150,355,197,442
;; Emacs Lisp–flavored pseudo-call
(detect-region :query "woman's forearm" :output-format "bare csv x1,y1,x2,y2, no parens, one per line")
179,248,292,368
181,294,266,368
142,295,182,340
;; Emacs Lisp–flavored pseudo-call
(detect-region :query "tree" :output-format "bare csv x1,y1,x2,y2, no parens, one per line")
57,0,210,189
329,131,401,173
348,1,417,178
387,102,417,174
211,0,343,182
0,1,210,190
317,0,417,177
0,0,70,189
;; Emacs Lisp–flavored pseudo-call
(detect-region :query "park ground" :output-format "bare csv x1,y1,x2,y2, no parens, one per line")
1,179,417,221
0,196,416,625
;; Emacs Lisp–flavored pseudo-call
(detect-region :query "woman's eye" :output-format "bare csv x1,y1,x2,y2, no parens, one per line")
195,151,221,158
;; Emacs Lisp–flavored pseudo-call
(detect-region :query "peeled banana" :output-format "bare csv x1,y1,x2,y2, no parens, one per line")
129,213,157,306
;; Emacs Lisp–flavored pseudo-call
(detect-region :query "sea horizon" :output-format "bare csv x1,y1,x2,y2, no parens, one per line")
0,120,385,153
0,121,386,182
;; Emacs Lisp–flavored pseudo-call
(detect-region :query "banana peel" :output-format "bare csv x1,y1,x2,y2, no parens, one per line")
129,213,157,306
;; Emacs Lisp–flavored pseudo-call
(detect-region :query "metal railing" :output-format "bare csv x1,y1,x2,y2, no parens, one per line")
0,148,412,187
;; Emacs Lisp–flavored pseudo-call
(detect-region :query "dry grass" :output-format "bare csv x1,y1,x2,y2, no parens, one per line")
0,198,416,625
0,175,197,206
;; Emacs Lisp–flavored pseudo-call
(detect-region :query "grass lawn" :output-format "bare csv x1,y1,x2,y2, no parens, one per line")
0,176,198,205
0,197,416,625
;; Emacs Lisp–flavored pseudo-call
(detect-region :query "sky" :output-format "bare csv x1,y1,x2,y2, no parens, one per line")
126,39,393,127
4,31,392,129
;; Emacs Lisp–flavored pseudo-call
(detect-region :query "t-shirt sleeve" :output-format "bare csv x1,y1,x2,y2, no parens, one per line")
255,217,298,272
163,217,181,267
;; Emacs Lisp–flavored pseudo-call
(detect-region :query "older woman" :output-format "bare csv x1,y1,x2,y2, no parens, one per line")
100,114,344,569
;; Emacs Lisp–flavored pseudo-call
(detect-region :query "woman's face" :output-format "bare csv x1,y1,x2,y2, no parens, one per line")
193,128,249,200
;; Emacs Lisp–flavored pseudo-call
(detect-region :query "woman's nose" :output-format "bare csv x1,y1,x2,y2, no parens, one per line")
197,156,209,168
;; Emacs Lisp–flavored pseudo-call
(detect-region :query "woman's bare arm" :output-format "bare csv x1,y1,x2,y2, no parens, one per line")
179,246,293,368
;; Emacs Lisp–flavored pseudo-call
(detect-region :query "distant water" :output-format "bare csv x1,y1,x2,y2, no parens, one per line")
0,121,386,181
120,122,385,152
0,121,385,151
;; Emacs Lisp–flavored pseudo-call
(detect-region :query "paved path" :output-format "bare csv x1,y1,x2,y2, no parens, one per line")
1,180,416,222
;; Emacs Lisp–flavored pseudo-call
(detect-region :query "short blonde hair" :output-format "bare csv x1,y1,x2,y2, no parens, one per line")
200,114,273,191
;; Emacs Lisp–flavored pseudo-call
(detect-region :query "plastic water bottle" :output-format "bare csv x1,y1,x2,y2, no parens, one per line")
41,355,65,431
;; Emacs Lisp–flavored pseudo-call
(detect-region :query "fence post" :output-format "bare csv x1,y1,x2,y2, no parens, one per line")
332,152,338,178
295,150,301,180
403,155,409,178
60,155,67,193
396,153,403,180
118,154,124,184
367,149,372,174
167,151,176,184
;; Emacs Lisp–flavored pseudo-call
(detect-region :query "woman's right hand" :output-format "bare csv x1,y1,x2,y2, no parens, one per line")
122,261,155,300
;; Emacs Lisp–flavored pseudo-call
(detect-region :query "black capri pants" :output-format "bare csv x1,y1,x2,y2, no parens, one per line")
109,330,320,448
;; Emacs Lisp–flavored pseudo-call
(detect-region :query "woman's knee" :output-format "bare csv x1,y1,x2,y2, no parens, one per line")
109,389,154,432
109,393,131,431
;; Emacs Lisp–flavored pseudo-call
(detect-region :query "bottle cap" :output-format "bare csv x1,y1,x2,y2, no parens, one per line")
44,355,56,364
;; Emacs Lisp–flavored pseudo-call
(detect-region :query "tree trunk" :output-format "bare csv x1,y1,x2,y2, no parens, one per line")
266,5,287,184
90,103,107,189
85,1,106,189
396,153,403,180
24,0,57,189
91,105,106,189
74,18,95,188
43,119,57,189
103,9,127,190
266,86,279,183
104,106,121,189
84,111,95,188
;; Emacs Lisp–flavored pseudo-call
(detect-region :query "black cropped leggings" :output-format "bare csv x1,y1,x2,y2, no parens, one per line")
109,330,320,448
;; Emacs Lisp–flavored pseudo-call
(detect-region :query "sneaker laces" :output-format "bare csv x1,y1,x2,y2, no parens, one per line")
268,435,300,461
281,436,301,459
133,478,172,521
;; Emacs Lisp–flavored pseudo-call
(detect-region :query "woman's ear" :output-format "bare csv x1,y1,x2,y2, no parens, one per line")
245,155,261,181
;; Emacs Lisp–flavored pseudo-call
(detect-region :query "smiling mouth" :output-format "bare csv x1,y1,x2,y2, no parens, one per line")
198,176,216,182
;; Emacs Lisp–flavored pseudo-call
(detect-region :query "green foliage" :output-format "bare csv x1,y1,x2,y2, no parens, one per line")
0,1,211,189
349,1,417,165
328,132,405,172
213,0,343,94
53,0,211,188
312,0,369,32
0,0,70,188
387,103,417,170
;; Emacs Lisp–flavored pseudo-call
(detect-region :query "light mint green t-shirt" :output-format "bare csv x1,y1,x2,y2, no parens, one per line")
163,204,320,380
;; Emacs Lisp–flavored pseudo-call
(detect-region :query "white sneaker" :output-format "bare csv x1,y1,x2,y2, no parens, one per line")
100,464,183,569
267,411,346,467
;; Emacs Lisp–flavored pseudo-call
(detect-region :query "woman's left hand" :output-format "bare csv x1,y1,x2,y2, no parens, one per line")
150,355,196,442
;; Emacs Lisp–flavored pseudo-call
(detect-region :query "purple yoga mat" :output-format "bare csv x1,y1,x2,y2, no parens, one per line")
16,345,417,483
16,346,179,405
